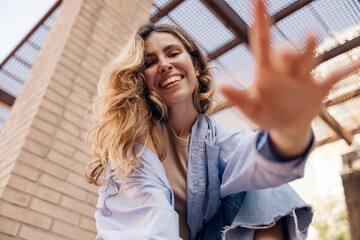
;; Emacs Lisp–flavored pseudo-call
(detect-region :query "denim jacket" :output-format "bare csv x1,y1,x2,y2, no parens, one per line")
95,114,313,240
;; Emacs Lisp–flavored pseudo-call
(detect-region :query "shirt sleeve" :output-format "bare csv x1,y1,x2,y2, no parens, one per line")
95,150,181,240
217,125,315,198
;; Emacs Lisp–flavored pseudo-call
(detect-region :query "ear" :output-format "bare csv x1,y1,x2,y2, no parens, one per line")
195,59,201,77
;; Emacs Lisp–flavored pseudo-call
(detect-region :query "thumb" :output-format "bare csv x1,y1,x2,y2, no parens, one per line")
219,85,256,117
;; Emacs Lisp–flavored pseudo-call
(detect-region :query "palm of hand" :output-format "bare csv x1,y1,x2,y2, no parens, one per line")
221,0,359,135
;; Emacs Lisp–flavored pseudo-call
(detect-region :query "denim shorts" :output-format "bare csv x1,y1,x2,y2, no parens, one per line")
195,184,314,240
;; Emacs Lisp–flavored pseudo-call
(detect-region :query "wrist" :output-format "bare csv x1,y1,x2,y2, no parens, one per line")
268,127,313,158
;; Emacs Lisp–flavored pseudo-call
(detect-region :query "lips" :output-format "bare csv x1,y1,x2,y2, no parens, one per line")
159,74,183,88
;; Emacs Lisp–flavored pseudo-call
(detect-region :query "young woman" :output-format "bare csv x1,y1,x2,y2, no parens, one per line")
85,0,358,239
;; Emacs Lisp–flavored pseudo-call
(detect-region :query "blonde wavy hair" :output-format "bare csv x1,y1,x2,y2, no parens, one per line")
85,24,215,186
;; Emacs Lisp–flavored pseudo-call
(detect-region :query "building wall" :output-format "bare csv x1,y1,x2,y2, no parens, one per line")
0,0,152,239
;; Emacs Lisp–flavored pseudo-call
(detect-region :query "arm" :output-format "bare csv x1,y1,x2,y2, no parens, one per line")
217,125,314,198
95,149,180,240
220,0,359,159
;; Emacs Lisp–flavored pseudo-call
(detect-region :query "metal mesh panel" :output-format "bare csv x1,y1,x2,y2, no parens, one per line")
15,42,39,65
225,0,298,25
28,25,50,47
2,58,31,83
311,0,360,34
0,105,10,133
150,5,159,17
217,44,255,88
153,0,172,9
155,15,176,26
0,4,60,133
312,116,336,142
316,46,360,103
276,6,328,49
168,1,235,53
328,100,360,132
0,72,23,96
149,0,360,145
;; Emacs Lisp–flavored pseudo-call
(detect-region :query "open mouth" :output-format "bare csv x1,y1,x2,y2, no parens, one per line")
160,75,183,88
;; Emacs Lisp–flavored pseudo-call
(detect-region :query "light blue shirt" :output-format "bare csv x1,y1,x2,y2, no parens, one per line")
95,114,313,239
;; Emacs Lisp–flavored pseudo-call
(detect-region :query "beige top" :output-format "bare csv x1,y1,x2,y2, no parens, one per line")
156,123,190,240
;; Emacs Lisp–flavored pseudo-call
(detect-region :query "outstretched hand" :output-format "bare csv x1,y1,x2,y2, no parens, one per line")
220,0,359,156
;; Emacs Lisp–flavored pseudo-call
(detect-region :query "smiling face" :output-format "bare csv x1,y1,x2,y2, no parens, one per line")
143,32,199,110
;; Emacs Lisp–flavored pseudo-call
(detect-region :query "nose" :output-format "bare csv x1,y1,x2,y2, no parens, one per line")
158,62,173,73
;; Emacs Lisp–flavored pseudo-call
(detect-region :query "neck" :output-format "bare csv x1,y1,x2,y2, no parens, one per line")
168,104,198,139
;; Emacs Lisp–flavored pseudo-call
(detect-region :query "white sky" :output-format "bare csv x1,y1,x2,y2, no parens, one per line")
0,0,56,62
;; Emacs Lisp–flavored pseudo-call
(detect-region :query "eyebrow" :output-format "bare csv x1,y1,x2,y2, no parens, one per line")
146,44,182,57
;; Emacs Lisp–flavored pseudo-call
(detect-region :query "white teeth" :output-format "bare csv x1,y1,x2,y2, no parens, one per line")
160,75,182,87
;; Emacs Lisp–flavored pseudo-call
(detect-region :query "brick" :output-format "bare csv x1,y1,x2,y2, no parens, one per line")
19,225,65,240
55,128,76,144
33,117,57,135
0,232,18,240
59,55,81,74
39,174,87,201
64,41,85,60
48,150,84,175
67,172,97,193
47,79,71,98
52,70,73,88
52,220,96,240
12,162,40,181
30,198,80,225
23,139,49,157
28,127,53,148
85,192,98,206
72,138,88,153
60,195,95,218
0,176,10,192
75,75,96,92
1,187,31,207
0,163,14,181
51,139,76,157
0,216,20,236
7,174,38,195
64,98,87,117
59,119,81,137
0,201,52,230
72,84,92,99
39,99,63,115
44,89,67,106
79,216,96,232
62,48,83,65
37,107,59,124
68,92,92,110
63,110,87,129
18,150,68,180
74,150,93,165
78,63,100,81
76,14,96,32
55,63,77,81
35,186,61,204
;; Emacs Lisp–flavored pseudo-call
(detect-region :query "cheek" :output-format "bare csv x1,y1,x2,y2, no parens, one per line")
144,71,155,90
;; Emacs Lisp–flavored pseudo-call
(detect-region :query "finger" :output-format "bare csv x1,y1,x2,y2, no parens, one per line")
300,32,319,71
278,45,300,76
219,85,257,118
318,61,360,93
249,0,272,66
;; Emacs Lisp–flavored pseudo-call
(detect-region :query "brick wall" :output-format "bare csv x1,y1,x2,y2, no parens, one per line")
0,0,152,239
